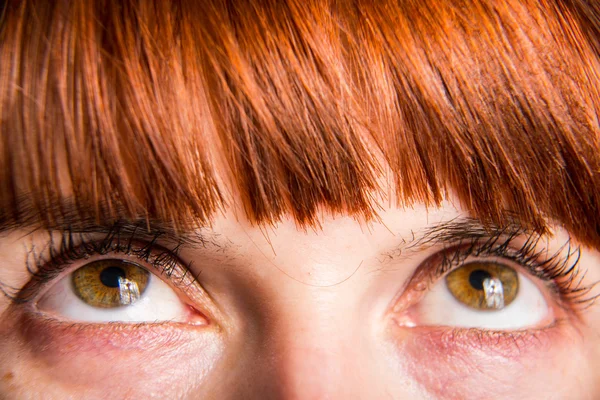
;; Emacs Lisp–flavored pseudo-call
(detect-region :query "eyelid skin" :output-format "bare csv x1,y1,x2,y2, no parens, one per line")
386,319,580,399
10,221,227,302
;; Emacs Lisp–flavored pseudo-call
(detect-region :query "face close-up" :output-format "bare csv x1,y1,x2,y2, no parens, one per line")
1,1,600,399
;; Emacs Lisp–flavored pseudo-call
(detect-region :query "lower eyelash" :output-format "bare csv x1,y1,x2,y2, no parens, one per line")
437,231,597,310
4,225,192,304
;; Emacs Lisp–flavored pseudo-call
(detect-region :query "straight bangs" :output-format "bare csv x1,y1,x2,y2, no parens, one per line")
1,0,600,246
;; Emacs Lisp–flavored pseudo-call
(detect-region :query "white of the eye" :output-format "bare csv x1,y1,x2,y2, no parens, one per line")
417,270,550,329
38,271,189,323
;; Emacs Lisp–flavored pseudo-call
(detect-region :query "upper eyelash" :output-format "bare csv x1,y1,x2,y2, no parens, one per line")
436,230,597,309
2,223,597,311
6,224,195,304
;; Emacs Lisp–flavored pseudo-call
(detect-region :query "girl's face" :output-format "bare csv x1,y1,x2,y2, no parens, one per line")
2,0,600,398
1,197,599,399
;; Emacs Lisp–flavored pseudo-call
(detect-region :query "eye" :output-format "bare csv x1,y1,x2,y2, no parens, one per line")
36,258,206,324
415,260,551,330
71,260,150,308
446,261,519,310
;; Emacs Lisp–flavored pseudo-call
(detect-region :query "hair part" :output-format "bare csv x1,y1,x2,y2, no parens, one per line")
1,0,600,247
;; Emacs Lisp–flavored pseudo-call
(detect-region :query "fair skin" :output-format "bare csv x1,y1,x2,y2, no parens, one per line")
0,196,599,399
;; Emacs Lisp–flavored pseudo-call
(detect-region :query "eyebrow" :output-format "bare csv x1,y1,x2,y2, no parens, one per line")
414,217,533,245
377,217,538,264
0,199,228,251
0,196,537,259
52,219,230,250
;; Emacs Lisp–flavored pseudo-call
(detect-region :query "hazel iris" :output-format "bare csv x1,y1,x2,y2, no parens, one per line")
445,261,519,310
71,260,150,308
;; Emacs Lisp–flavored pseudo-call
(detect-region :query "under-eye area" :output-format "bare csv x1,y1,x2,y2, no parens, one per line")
0,215,598,399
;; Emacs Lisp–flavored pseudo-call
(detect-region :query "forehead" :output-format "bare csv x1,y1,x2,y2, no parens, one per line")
0,0,599,247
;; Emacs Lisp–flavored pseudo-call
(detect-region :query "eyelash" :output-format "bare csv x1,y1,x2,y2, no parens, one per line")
3,224,596,312
8,225,196,304
432,230,595,309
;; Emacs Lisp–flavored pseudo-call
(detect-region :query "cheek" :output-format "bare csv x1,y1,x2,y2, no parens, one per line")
0,309,224,399
391,323,591,399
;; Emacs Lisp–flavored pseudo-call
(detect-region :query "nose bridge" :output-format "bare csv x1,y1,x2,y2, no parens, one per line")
276,340,345,400
204,292,363,400
262,289,363,400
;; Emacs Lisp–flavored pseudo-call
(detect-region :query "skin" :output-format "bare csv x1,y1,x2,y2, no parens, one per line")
0,197,599,399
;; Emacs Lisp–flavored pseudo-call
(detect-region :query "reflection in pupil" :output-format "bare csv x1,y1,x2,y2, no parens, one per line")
469,269,492,290
100,266,127,288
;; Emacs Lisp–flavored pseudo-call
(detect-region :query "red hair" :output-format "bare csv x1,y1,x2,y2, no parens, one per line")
1,0,600,246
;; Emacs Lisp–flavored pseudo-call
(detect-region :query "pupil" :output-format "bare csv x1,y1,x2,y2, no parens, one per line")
99,266,127,288
469,269,492,290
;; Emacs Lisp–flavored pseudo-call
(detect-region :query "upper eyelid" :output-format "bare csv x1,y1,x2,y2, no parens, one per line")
11,224,225,301
383,226,579,293
0,220,237,306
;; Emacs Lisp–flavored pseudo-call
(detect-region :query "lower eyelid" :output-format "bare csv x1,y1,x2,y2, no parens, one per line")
390,318,565,361
0,306,224,398
12,307,218,353
18,234,189,297
387,318,584,399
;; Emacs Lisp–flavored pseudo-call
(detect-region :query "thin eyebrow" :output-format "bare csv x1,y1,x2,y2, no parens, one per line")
0,198,227,251
1,198,536,259
55,219,229,251
413,217,532,247
378,217,536,263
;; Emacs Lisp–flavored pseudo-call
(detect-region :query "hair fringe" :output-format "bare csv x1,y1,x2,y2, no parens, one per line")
1,0,600,247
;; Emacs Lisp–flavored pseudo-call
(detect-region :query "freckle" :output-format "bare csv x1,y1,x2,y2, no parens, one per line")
2,372,14,382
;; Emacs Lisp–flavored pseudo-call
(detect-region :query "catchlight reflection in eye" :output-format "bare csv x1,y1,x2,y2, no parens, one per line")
37,259,200,324
446,262,519,310
71,260,150,308
416,262,550,330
